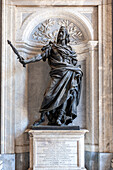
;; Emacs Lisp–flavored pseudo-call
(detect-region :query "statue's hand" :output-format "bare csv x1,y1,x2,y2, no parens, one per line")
19,57,24,63
19,57,26,67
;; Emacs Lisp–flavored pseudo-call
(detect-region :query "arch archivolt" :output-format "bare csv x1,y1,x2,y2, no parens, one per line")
16,9,94,50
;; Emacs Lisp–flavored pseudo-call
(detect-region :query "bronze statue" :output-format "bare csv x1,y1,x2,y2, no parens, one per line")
7,26,83,126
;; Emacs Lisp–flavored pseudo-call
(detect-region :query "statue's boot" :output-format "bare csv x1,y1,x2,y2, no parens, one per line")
56,119,62,126
65,117,72,125
56,110,65,126
32,112,45,127
56,100,67,126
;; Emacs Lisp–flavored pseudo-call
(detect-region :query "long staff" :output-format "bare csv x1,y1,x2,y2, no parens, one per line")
7,40,26,67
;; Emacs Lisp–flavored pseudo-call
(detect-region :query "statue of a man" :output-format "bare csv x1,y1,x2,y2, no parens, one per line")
8,26,83,126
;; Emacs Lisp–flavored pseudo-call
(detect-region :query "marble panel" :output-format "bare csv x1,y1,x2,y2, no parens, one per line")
29,129,88,170
15,153,29,170
98,153,113,170
0,154,15,170
85,151,99,170
85,152,113,170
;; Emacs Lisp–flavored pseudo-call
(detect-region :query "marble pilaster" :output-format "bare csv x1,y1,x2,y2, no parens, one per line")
85,41,99,152
98,153,113,170
98,1,113,153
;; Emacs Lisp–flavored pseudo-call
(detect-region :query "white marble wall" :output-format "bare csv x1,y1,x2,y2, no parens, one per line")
1,0,113,169
2,1,99,154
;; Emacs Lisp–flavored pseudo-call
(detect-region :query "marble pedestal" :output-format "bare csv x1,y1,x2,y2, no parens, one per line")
28,128,88,170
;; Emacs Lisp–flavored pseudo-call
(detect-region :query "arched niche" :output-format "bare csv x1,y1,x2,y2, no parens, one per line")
16,10,93,50
15,10,95,127
2,4,113,170
1,0,101,158
13,8,98,154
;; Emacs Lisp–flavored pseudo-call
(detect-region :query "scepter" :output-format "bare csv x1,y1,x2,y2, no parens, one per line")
7,40,26,67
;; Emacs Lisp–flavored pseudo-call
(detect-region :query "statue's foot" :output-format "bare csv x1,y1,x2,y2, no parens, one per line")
32,118,45,127
48,119,62,126
56,110,65,126
56,119,62,126
65,118,72,125
71,113,77,120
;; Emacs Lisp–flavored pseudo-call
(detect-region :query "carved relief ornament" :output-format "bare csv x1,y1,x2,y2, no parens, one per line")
29,18,85,45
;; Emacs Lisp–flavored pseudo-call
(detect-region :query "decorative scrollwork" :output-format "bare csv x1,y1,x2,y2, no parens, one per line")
29,18,84,45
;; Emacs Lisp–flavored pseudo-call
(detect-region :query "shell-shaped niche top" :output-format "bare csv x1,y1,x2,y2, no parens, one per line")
29,18,85,45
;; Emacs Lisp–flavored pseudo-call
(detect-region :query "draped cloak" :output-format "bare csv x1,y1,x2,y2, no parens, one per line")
39,42,83,118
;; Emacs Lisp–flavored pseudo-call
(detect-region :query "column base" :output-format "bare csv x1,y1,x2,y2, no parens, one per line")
0,154,15,170
85,151,113,170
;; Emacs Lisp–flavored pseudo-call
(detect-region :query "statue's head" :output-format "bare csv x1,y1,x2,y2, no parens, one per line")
57,26,70,44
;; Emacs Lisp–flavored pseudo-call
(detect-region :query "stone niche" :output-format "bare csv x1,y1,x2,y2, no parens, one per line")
1,0,112,170
15,6,98,154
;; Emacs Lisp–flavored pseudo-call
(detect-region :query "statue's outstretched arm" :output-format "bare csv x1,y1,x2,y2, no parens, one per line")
7,40,46,67
20,53,45,65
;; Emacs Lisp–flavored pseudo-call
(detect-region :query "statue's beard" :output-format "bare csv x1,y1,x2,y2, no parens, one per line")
58,36,65,40
57,38,66,43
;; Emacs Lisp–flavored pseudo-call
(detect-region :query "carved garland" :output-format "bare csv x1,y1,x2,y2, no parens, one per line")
29,18,85,45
